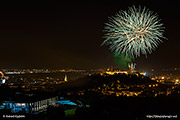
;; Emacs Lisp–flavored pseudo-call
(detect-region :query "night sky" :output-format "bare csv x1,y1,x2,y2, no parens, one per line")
0,0,179,72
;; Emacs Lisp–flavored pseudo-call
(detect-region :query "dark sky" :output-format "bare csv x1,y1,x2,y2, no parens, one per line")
0,0,179,71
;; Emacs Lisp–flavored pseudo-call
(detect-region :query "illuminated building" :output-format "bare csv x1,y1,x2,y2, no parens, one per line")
64,75,68,82
139,72,147,76
0,71,7,84
0,91,58,114
1,96,58,113
128,63,136,73
105,70,128,75
175,79,179,84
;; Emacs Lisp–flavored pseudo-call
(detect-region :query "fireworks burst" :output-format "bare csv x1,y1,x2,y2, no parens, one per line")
102,6,166,58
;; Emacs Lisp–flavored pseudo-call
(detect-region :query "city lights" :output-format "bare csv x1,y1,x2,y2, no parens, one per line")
0,0,179,119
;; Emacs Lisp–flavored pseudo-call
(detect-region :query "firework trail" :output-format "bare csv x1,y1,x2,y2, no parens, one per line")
102,6,166,58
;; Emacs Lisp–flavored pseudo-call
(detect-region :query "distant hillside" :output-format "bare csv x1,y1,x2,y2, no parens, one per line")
56,73,157,91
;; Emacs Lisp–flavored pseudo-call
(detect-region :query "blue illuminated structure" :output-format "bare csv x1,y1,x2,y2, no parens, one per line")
56,100,77,106
0,93,58,114
56,97,84,107
2,101,30,113
0,85,84,114
1,97,82,114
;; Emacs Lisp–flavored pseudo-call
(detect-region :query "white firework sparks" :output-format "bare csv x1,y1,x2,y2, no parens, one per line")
102,6,166,58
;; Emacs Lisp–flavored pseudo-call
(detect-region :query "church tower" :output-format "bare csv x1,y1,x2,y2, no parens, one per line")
64,75,68,82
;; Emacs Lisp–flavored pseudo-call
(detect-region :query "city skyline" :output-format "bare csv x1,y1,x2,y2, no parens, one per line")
0,0,179,71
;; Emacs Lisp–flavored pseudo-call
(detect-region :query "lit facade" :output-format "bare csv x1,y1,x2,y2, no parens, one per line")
1,96,58,114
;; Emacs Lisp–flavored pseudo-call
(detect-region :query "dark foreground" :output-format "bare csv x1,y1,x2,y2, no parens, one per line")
1,95,179,120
